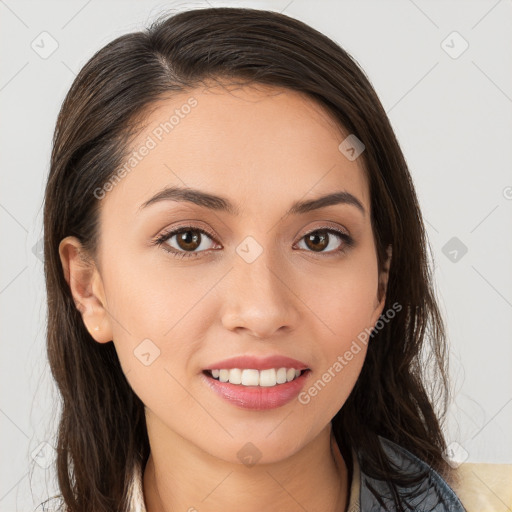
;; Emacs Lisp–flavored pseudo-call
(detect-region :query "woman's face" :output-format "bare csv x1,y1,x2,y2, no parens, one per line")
63,83,390,464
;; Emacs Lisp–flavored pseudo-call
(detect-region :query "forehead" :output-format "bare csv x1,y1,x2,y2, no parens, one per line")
100,82,370,220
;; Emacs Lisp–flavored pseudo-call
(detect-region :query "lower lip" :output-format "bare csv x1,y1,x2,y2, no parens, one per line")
202,370,310,410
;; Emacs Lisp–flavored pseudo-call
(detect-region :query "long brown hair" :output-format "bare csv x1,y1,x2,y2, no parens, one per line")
43,7,452,511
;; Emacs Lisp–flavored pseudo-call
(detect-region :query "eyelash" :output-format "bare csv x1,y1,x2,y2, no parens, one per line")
152,225,354,259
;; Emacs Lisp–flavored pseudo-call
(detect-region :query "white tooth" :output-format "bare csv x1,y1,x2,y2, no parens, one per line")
259,369,277,387
276,367,287,384
213,367,301,386
286,368,296,382
241,369,259,386
228,368,242,385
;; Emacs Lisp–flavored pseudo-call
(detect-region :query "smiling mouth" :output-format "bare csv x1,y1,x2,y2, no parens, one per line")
203,368,310,387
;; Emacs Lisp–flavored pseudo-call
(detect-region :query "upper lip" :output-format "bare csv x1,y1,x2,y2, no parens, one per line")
205,355,309,371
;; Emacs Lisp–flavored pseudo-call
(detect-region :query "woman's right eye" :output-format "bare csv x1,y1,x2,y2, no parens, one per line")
154,227,220,259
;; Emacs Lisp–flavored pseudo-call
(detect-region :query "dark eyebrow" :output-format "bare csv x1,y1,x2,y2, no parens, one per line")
138,186,365,217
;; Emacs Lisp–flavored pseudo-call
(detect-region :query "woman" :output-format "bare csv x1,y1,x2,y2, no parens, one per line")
42,6,467,512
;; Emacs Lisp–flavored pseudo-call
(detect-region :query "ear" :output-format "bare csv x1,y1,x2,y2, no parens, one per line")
58,236,113,344
370,244,392,326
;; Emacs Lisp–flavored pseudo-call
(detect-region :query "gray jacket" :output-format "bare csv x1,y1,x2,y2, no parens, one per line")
353,435,467,511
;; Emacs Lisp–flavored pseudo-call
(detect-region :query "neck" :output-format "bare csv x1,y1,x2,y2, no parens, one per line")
143,423,348,512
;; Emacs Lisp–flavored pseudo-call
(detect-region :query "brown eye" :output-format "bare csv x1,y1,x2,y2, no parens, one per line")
304,230,330,252
296,228,353,255
155,226,219,258
175,230,202,251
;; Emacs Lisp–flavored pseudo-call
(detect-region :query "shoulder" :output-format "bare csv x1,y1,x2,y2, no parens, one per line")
357,435,467,511
449,461,512,512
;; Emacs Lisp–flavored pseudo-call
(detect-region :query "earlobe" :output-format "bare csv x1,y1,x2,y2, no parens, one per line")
58,236,113,344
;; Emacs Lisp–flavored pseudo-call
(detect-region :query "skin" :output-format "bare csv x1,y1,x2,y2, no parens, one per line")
59,82,391,512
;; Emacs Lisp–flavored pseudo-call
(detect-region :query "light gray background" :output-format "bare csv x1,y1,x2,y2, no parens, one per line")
1,0,511,510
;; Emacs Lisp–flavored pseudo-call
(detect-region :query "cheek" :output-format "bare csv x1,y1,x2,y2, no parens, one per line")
294,267,375,421
291,251,378,417
297,343,367,427
99,248,218,396
296,249,380,341
102,242,216,338
102,256,208,424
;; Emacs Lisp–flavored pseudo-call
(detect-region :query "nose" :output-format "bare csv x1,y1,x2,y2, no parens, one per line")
220,250,301,340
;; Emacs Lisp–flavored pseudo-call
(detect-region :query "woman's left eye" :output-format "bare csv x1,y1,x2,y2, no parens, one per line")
153,226,354,259
295,228,354,255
